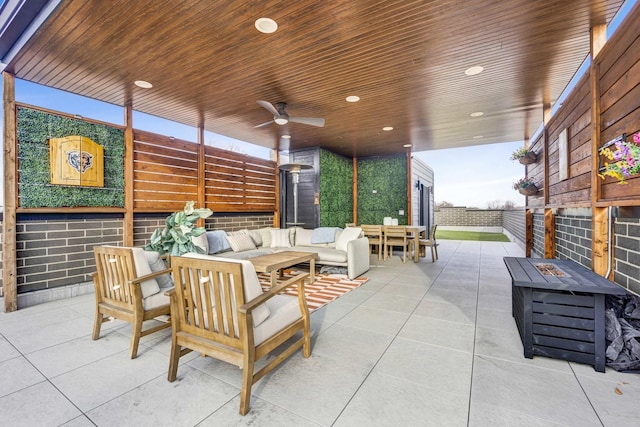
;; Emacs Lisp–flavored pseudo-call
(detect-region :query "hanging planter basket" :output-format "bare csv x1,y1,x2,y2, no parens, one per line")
518,184,539,196
518,151,538,165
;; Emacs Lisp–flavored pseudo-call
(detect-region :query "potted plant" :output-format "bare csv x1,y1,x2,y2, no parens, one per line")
513,177,538,196
145,201,213,255
510,146,538,165
598,132,640,184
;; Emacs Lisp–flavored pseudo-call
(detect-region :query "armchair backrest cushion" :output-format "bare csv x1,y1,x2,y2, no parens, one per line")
130,247,161,298
181,253,270,326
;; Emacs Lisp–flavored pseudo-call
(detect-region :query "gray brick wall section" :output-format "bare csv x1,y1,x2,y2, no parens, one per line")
555,214,592,269
502,209,525,243
434,207,503,227
614,217,640,295
0,213,273,300
532,213,545,258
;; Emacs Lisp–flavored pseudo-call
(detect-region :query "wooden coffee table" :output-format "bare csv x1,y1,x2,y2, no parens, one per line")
249,251,318,287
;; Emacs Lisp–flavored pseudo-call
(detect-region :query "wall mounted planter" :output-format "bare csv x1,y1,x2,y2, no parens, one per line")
518,152,538,165
519,184,538,196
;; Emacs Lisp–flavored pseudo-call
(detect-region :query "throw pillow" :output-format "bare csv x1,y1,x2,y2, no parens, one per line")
270,228,292,248
246,228,263,246
259,227,273,247
226,233,257,252
335,227,362,252
295,228,314,246
206,230,231,254
143,250,174,288
191,233,209,254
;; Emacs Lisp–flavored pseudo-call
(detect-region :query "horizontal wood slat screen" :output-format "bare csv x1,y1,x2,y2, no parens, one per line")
133,130,199,211
133,130,276,212
204,145,276,212
597,16,640,202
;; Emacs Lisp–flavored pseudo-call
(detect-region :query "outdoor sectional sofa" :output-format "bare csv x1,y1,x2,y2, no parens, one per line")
191,226,370,279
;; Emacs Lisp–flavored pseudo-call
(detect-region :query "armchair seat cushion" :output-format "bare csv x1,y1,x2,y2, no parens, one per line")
254,294,302,345
143,290,171,310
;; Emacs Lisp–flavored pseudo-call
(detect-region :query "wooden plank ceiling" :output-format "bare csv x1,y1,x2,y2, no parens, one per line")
3,0,624,158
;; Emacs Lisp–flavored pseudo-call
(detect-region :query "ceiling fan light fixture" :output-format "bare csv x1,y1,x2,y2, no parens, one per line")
346,95,360,102
465,66,484,76
281,134,291,139
255,17,278,33
274,117,289,125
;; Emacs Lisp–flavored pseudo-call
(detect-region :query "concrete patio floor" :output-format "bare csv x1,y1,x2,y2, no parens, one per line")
1,240,639,426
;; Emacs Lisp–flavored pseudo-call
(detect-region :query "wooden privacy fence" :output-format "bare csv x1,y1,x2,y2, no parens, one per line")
133,129,276,213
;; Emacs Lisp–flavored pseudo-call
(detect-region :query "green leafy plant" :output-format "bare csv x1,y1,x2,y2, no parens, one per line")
510,146,538,164
145,202,213,255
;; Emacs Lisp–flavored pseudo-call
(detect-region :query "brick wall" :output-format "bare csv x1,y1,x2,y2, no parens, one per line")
1,213,274,304
614,217,640,295
532,213,545,257
502,209,525,243
15,215,123,294
555,214,592,268
435,207,503,227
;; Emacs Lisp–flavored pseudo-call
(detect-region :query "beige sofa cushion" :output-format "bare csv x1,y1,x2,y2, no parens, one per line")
335,227,362,252
226,233,256,252
131,247,160,298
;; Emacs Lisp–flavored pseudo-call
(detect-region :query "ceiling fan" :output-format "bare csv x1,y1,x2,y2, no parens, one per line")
255,100,325,128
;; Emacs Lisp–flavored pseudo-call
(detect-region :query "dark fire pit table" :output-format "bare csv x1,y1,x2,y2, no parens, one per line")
503,257,626,372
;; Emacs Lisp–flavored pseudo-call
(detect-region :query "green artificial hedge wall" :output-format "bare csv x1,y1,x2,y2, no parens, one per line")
17,107,125,208
357,155,408,225
319,149,353,227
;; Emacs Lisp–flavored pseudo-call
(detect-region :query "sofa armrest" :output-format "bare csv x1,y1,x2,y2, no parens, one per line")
346,237,370,279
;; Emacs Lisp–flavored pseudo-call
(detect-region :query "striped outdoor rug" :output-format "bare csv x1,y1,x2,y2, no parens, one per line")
258,270,368,312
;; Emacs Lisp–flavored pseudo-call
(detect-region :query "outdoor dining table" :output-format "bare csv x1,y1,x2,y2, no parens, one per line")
371,225,425,262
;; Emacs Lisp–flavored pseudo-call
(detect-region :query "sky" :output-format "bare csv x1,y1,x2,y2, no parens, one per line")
1,0,635,210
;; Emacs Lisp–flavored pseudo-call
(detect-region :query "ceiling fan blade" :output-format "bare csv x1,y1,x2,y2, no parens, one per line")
254,120,274,128
289,116,325,127
257,100,280,116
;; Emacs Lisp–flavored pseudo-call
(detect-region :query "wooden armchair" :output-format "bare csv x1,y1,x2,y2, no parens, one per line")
361,224,383,260
166,254,312,415
383,225,414,263
92,246,172,359
418,224,439,262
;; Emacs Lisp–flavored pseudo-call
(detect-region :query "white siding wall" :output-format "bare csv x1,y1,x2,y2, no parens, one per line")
410,156,435,226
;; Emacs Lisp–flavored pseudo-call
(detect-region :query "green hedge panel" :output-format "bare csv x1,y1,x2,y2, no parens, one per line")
17,107,125,208
357,156,408,225
319,149,353,227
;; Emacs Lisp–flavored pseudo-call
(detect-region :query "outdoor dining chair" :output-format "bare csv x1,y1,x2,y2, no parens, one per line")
383,225,414,263
418,224,439,262
361,224,383,260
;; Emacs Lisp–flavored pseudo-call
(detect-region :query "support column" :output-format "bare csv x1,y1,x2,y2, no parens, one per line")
525,209,533,257
544,209,555,258
123,103,134,246
3,72,17,312
197,125,206,227
352,157,358,224
590,23,609,276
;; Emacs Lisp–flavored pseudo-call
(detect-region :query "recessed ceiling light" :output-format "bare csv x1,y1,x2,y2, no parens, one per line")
346,95,360,102
255,17,278,33
470,111,484,117
281,134,291,139
403,144,412,148
465,66,484,76
382,126,394,131
473,135,484,139
134,80,152,88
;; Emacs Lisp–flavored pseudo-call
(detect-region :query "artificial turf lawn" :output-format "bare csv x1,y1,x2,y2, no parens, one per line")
435,230,511,242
